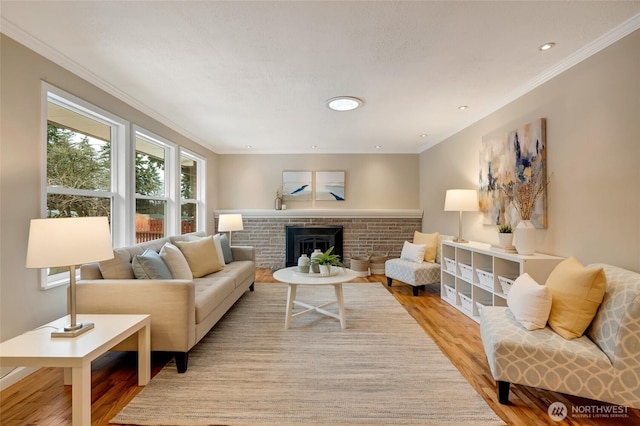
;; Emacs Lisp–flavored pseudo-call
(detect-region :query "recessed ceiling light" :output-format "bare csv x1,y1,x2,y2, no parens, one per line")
311,145,318,149
374,145,382,149
326,96,363,111
539,42,556,51
245,145,252,149
420,134,428,138
458,105,468,110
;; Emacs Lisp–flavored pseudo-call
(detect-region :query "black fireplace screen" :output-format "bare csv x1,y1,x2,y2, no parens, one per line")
285,226,344,267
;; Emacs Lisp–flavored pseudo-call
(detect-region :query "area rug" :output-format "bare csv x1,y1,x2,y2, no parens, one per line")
111,283,504,425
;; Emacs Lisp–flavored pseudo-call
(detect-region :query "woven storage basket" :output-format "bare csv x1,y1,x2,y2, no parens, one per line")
369,251,390,275
350,255,370,277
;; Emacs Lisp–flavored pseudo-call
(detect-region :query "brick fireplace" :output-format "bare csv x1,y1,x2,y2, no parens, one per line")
215,209,423,270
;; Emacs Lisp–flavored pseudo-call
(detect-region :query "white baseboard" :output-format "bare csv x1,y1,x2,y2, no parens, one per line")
0,366,40,391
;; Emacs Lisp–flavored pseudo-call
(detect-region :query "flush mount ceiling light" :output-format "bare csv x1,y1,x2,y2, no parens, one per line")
458,105,469,110
539,42,556,51
326,96,363,111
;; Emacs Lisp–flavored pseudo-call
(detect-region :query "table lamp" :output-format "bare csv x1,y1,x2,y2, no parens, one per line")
26,216,114,337
444,189,478,243
217,213,243,245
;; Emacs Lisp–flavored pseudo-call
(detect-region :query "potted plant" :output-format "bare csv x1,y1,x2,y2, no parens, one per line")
310,246,344,276
497,224,513,247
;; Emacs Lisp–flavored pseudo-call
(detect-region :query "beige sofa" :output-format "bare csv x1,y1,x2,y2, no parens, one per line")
481,263,640,408
77,232,255,373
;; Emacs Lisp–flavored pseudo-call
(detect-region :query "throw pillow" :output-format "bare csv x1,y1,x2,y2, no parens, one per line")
219,233,234,263
174,236,223,278
507,273,552,330
98,248,134,279
159,243,193,280
413,231,439,263
400,241,427,264
213,234,227,266
132,249,172,279
545,256,606,339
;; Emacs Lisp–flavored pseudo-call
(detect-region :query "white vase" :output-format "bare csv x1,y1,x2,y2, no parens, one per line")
515,220,536,255
310,249,322,273
297,254,310,273
319,264,331,276
498,233,514,248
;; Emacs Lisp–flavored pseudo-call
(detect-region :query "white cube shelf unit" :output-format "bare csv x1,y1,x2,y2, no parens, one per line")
440,240,563,323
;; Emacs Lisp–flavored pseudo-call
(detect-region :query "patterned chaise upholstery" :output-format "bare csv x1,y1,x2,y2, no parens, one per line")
385,235,453,296
480,264,640,408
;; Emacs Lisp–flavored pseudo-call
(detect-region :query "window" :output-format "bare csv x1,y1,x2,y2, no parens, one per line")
180,149,206,234
43,84,126,288
135,129,176,242
41,84,207,288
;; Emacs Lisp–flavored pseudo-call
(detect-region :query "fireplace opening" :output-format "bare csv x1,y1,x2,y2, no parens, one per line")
285,226,344,267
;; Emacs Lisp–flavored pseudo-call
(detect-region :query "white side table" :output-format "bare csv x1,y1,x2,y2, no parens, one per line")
0,314,150,426
273,267,358,329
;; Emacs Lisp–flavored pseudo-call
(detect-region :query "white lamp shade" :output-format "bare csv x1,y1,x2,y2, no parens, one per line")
217,214,244,232
444,189,479,212
26,217,114,268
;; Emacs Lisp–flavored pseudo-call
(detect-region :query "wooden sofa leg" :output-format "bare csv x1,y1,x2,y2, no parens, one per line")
497,381,510,404
387,277,393,287
175,352,189,373
249,282,255,292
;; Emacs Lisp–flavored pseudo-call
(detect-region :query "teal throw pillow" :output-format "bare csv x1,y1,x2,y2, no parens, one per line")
132,249,173,279
219,233,234,263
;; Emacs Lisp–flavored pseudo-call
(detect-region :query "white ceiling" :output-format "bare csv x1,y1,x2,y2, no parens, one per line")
2,2,639,154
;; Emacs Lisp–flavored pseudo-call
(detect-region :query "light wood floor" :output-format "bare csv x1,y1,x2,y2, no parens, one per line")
1,270,639,425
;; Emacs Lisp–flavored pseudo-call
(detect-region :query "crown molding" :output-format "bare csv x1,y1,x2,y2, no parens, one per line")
214,209,423,219
1,18,216,153
419,13,640,153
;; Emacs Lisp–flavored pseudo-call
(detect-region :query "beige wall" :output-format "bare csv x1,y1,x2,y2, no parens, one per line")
217,154,419,209
420,29,640,271
0,35,219,345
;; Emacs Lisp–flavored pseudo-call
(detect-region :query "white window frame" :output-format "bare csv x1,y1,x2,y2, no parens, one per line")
133,126,178,240
41,82,128,289
179,148,207,234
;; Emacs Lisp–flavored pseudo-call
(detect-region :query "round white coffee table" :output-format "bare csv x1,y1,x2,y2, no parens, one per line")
272,266,358,329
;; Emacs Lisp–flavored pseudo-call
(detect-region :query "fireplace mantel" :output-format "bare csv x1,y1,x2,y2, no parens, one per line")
214,209,423,219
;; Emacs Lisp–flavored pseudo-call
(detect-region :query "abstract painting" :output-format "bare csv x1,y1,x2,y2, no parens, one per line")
315,171,345,201
479,118,547,228
282,171,312,201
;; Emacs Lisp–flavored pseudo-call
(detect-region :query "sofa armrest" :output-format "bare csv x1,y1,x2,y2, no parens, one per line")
75,279,196,352
231,245,255,262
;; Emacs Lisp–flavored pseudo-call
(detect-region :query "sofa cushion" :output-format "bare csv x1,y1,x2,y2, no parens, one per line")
413,231,439,263
507,273,552,330
175,236,223,278
99,248,134,279
132,249,172,279
193,276,236,323
159,243,193,280
546,257,606,339
219,233,234,263
400,241,426,264
211,260,255,288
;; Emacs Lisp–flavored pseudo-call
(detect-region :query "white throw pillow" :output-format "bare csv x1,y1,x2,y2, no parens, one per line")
213,234,227,266
507,273,552,330
159,243,193,280
400,241,427,264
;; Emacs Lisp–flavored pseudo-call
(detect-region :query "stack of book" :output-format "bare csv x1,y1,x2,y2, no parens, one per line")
490,244,517,254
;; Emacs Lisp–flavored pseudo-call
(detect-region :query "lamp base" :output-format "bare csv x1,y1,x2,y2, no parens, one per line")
453,238,469,243
51,322,94,338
